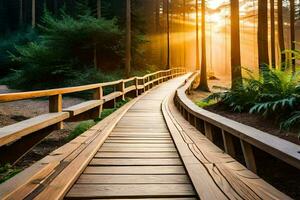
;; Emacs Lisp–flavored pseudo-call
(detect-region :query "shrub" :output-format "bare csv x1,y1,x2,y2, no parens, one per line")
2,6,122,90
0,29,38,77
206,67,300,134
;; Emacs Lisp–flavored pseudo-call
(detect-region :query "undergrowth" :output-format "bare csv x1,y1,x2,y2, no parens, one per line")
205,67,300,135
0,164,22,184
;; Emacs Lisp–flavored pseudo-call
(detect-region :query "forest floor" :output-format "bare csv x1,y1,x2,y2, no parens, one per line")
188,80,300,145
0,85,84,171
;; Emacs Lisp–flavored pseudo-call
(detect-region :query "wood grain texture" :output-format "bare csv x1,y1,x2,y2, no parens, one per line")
169,73,292,200
77,174,191,184
0,112,69,147
67,184,196,198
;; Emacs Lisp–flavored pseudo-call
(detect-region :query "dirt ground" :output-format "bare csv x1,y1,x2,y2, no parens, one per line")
0,85,84,169
188,79,300,145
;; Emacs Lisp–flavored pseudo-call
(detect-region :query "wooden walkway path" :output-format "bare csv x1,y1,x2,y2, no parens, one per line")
0,72,293,199
66,75,197,199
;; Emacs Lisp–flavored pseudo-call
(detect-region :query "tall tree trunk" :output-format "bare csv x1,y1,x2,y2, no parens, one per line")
195,0,200,70
166,0,170,69
19,0,23,26
125,0,131,77
32,0,35,28
197,0,209,91
155,0,160,32
290,0,296,73
97,0,101,18
270,0,276,68
257,0,269,70
230,0,242,89
183,0,186,70
278,0,286,69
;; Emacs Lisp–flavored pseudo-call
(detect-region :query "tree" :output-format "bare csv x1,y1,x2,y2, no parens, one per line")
97,0,101,18
125,0,131,77
290,0,296,73
278,0,285,69
19,0,23,26
195,0,200,72
32,0,35,28
270,0,276,68
230,0,242,89
197,0,209,91
166,0,170,69
257,0,269,70
183,0,186,69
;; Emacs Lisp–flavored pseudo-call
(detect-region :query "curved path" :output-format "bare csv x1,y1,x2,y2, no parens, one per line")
0,74,290,200
65,74,197,199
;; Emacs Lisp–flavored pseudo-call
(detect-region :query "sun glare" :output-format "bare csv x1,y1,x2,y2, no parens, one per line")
207,1,224,9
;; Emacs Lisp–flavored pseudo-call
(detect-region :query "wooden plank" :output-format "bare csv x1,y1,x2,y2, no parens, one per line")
63,100,103,116
104,139,173,144
83,166,186,175
107,137,172,140
89,158,182,166
66,184,196,198
102,143,175,148
0,112,69,147
103,91,123,102
113,128,169,132
92,198,197,200
77,174,190,184
95,152,179,158
99,147,177,152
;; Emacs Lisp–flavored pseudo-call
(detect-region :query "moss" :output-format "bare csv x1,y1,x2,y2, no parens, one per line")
196,99,216,108
0,164,22,184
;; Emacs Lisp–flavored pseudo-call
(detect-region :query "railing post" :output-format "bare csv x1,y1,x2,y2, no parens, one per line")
49,94,63,129
143,78,147,92
222,130,236,158
118,80,125,101
135,77,139,97
92,86,103,118
204,121,213,141
241,140,257,173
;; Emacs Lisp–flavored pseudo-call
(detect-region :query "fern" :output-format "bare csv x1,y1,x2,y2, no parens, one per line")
206,65,300,134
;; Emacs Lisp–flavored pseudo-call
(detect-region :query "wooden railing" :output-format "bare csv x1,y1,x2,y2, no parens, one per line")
0,68,186,164
174,72,300,173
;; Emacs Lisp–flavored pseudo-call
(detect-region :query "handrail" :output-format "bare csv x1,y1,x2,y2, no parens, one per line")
175,72,300,173
0,68,182,102
0,68,186,164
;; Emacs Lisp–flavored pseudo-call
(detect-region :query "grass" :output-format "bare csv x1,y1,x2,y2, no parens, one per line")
67,98,131,141
67,120,96,141
196,99,216,108
0,164,22,184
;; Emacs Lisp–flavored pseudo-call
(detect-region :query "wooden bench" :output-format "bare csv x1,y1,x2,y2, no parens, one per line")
162,89,291,200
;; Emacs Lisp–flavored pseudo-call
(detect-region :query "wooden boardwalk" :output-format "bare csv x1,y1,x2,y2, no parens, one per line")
0,72,293,200
65,75,197,199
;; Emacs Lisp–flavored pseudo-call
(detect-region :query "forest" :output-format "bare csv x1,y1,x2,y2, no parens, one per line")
0,0,300,199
